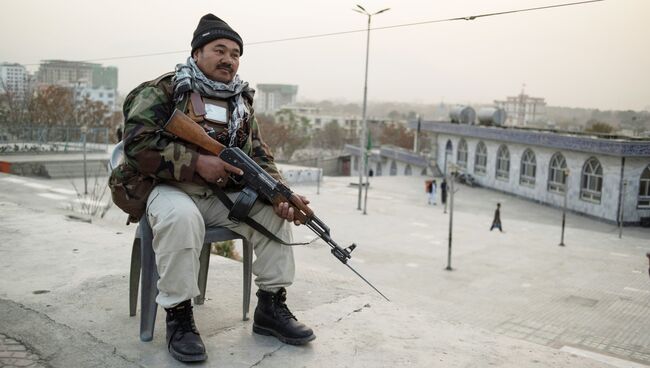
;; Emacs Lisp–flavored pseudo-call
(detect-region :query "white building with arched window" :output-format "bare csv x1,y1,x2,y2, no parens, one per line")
413,120,650,226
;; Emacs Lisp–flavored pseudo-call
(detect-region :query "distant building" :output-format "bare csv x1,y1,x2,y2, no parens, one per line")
345,145,435,178
91,65,118,90
73,82,117,110
37,60,117,89
37,60,119,111
412,120,650,225
0,62,29,99
254,84,297,113
495,90,546,127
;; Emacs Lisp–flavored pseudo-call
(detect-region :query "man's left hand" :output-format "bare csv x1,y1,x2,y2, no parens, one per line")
274,194,310,225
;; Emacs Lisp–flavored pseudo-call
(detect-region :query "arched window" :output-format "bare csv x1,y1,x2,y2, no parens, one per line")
474,141,487,175
495,145,510,180
580,157,603,203
548,153,568,193
389,160,397,176
445,140,453,157
404,164,412,176
457,139,468,169
639,165,650,208
519,149,536,186
376,162,382,176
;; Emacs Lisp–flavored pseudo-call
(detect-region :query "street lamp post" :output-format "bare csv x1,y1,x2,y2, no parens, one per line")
618,179,627,239
81,125,88,195
354,4,390,211
446,164,457,271
559,169,570,246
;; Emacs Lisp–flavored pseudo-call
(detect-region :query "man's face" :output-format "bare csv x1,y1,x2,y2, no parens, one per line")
193,38,240,83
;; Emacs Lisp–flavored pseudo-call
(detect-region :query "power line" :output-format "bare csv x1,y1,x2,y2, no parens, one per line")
25,0,604,65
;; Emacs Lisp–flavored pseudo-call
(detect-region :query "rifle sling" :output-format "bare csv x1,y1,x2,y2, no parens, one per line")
209,183,311,246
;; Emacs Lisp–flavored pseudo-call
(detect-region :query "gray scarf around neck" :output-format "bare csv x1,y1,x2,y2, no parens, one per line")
172,57,253,147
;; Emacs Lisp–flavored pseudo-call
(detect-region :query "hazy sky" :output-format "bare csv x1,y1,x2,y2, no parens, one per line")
1,0,648,111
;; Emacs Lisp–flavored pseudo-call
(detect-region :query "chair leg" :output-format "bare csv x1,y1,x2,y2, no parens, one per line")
195,242,211,305
129,238,141,317
242,239,253,321
140,219,158,342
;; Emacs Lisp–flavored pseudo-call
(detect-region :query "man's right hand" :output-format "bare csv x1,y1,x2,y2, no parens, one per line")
196,154,243,186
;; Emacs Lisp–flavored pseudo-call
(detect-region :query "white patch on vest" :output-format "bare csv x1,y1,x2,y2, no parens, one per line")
205,103,228,123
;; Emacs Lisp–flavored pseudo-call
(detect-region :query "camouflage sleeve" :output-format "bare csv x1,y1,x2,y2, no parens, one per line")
123,86,199,182
248,112,286,184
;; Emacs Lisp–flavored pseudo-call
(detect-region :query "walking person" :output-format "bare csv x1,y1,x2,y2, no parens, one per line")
428,179,437,205
490,203,503,232
440,179,448,205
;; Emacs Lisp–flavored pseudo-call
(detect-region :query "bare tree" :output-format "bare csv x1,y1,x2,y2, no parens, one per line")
379,123,414,149
257,112,308,161
0,78,32,125
28,85,75,125
313,121,345,149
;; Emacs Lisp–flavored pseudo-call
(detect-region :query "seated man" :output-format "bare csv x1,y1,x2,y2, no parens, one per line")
122,14,314,363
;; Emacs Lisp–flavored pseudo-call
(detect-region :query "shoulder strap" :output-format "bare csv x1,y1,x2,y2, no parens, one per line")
209,183,311,246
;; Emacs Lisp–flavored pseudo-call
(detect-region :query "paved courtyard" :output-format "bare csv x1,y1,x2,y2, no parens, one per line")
0,172,648,367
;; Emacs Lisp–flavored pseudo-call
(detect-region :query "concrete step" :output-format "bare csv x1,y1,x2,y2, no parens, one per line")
43,161,108,179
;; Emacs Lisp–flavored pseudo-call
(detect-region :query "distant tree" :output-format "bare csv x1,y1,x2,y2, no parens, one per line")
257,113,308,161
0,79,32,125
28,85,75,125
379,123,414,149
406,111,418,121
585,120,614,134
387,110,403,121
75,97,110,127
313,121,345,149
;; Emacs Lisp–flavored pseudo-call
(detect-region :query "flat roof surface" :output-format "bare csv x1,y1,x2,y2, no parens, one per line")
1,172,649,367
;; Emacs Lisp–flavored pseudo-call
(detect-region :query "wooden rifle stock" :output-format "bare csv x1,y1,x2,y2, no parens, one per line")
164,109,226,156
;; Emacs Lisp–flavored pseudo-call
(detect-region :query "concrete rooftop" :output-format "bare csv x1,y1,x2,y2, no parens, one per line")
0,171,649,367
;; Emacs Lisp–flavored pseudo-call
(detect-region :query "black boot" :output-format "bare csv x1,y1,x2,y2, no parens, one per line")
253,288,315,345
165,300,207,362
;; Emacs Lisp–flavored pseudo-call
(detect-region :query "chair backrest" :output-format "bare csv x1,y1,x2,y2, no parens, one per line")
108,141,125,172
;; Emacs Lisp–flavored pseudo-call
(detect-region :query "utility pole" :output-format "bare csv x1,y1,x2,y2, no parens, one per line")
559,168,570,246
316,156,321,195
81,125,88,195
354,4,390,211
446,165,456,271
618,180,627,238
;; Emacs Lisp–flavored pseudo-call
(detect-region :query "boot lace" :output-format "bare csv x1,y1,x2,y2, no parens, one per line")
275,294,297,321
171,304,200,335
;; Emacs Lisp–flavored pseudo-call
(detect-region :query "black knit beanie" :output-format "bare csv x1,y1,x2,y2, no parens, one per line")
191,14,243,56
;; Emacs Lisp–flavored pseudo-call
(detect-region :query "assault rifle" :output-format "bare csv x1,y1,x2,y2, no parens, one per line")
163,109,389,301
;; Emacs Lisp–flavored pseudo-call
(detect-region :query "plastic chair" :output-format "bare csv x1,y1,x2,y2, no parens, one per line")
108,141,253,342
129,217,253,342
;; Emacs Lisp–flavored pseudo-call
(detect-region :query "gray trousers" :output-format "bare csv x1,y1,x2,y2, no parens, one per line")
146,184,295,308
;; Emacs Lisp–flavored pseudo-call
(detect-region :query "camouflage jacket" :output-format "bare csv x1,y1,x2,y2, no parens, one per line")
122,73,284,195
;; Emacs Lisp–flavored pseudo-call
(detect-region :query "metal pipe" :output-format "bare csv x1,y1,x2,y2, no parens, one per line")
446,166,455,271
559,169,569,246
357,14,371,210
